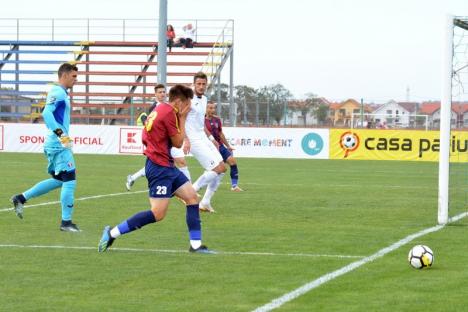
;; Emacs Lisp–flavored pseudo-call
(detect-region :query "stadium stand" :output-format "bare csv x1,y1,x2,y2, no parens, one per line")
0,19,233,125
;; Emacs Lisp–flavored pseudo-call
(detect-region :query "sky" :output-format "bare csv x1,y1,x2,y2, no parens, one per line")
2,0,468,102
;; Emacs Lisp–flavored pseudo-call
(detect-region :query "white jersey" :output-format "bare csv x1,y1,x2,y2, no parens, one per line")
185,95,207,140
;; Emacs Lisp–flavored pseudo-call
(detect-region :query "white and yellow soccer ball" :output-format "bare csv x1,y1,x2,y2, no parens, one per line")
408,245,434,269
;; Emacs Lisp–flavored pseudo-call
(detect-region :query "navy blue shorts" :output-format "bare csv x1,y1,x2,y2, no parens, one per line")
219,144,232,162
145,158,189,198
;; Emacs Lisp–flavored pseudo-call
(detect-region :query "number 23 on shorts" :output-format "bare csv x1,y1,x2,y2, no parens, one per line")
156,185,167,195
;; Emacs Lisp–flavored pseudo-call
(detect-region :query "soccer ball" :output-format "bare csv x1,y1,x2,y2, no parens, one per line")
408,245,434,269
342,134,357,149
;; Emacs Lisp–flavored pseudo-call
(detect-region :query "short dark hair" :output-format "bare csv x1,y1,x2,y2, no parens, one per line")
207,100,215,105
169,84,194,102
58,63,78,78
154,83,166,92
193,71,207,83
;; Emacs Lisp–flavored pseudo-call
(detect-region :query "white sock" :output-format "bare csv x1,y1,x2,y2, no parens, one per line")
110,227,121,238
202,173,225,205
193,171,217,192
131,167,146,182
190,240,202,249
178,166,191,181
201,189,215,206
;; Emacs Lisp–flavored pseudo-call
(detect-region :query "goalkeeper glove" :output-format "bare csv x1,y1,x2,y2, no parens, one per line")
53,128,73,149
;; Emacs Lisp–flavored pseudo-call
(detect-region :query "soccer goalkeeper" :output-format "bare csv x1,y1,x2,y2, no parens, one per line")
10,63,80,232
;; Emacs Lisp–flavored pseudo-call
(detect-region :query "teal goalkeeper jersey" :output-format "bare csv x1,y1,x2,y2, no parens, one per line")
42,84,71,149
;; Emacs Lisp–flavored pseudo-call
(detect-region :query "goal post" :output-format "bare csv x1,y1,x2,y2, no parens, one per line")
438,15,468,225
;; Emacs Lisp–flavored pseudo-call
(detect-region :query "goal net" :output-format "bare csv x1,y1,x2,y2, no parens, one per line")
438,15,468,224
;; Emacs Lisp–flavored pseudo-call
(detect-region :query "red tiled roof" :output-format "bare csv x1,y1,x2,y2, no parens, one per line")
451,103,468,114
420,102,468,114
419,102,440,114
329,103,341,110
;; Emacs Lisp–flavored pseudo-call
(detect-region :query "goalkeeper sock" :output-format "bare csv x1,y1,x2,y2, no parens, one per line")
60,180,76,221
23,178,62,201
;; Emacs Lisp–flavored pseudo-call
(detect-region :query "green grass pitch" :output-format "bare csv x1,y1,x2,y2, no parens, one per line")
0,152,467,311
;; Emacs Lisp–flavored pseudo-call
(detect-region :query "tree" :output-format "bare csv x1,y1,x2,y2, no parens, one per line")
210,83,231,119
315,103,329,125
288,92,326,126
263,84,292,125
234,85,257,124
305,93,330,126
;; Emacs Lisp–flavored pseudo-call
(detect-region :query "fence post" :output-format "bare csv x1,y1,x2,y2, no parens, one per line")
267,98,270,125
255,95,259,126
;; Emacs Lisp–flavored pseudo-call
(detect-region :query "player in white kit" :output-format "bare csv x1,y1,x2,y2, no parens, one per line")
184,72,226,212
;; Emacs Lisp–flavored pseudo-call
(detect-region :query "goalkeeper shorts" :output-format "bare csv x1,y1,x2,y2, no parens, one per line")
45,148,76,176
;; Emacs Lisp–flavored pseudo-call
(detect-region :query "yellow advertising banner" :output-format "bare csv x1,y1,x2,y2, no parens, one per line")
330,129,468,162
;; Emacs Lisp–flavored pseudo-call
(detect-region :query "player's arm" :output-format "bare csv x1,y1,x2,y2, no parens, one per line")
170,117,185,148
183,135,191,154
168,108,188,148
42,101,62,132
219,131,233,151
204,119,219,148
216,117,233,150
42,93,73,148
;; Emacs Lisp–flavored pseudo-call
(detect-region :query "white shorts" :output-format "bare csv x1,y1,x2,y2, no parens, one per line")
170,146,185,159
190,136,223,170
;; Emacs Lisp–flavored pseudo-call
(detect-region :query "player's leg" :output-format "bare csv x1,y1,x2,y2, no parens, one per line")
192,170,218,192
174,174,215,254
11,178,62,220
226,155,242,191
98,198,167,252
55,149,79,232
218,145,242,191
126,166,145,191
191,139,223,192
171,146,191,181
200,162,225,212
195,140,226,212
11,149,62,219
99,160,170,252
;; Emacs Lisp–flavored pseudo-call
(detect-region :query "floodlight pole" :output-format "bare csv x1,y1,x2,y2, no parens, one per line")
157,0,168,85
438,14,454,225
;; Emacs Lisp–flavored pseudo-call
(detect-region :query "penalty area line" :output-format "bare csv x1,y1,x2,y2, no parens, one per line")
0,190,147,212
0,243,364,259
252,211,468,312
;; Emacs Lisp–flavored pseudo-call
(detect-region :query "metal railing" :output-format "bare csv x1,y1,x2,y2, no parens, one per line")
0,18,234,43
200,19,234,88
